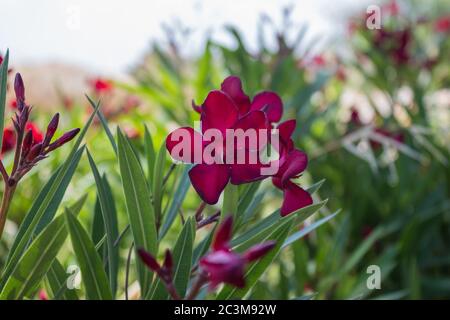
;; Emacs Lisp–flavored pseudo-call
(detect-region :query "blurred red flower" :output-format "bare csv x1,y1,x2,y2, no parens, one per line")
89,78,113,94
199,216,275,289
434,15,450,33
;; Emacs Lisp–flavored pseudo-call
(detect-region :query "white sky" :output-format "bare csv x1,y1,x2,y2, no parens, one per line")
0,0,372,75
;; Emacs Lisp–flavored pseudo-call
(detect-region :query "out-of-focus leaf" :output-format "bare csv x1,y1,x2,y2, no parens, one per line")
0,49,9,151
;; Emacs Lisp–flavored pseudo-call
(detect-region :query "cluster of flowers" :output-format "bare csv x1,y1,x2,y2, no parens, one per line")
166,76,312,216
1,73,80,182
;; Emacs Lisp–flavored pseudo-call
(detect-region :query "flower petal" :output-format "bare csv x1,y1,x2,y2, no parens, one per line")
279,149,308,185
212,216,233,250
189,163,230,204
166,127,203,163
244,241,276,262
277,119,296,145
231,110,268,152
201,90,239,136
221,76,250,115
280,181,313,216
250,91,283,123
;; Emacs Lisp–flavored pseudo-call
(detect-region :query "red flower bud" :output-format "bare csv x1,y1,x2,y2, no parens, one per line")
47,128,80,152
21,130,34,157
243,241,276,262
26,143,42,162
43,113,59,146
137,248,160,272
14,73,25,103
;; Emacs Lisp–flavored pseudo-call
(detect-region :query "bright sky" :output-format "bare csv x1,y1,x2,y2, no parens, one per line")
0,0,372,75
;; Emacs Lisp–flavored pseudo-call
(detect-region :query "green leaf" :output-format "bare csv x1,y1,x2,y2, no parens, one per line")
282,210,340,248
0,214,68,299
159,165,191,240
150,218,195,299
0,49,9,152
86,94,117,154
222,184,239,221
231,200,328,250
65,210,112,300
46,259,79,300
0,100,98,290
217,218,294,299
143,125,156,183
86,150,119,297
152,143,166,224
117,129,157,296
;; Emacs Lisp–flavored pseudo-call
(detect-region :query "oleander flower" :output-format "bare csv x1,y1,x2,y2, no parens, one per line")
166,76,312,214
166,76,279,204
89,77,113,94
199,216,275,289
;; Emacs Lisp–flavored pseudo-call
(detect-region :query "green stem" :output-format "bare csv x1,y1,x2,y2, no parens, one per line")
221,184,239,222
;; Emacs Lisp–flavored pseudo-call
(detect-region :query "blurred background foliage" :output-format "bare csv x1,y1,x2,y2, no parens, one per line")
1,0,449,299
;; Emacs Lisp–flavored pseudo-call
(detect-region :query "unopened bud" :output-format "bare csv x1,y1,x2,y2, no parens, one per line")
47,128,80,152
26,143,42,162
137,249,160,272
14,73,25,102
43,113,59,146
21,130,34,157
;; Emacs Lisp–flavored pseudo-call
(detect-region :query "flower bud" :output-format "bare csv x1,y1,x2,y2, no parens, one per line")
43,113,59,146
137,249,160,272
243,241,276,262
47,128,80,152
21,130,34,157
26,142,42,162
14,73,25,102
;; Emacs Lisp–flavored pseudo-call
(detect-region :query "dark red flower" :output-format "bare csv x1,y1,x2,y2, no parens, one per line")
9,99,17,110
199,216,276,289
89,78,113,94
167,77,281,204
434,15,450,33
1,127,15,155
25,122,44,144
166,76,312,212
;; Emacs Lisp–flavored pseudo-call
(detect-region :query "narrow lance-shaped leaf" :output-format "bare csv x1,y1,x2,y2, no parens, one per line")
117,129,157,296
46,259,79,300
65,210,112,300
159,165,192,240
86,150,119,297
144,125,156,183
0,49,9,151
152,143,166,227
